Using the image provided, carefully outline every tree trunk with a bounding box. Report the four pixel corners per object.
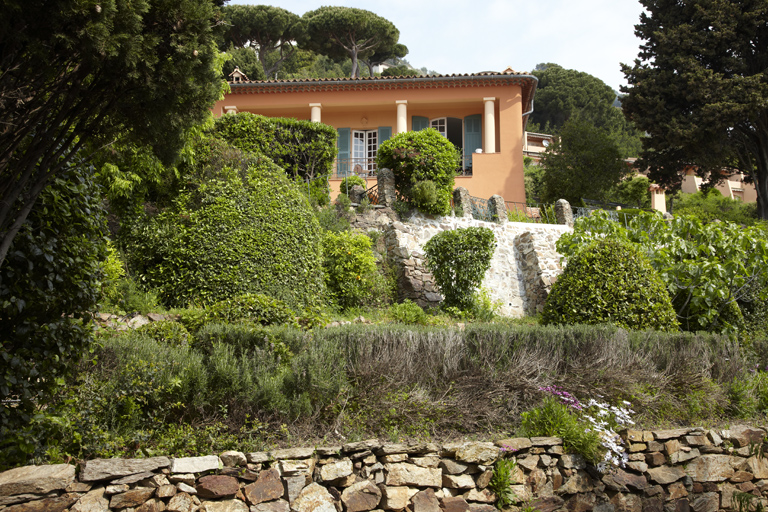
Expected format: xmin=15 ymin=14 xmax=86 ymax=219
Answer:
xmin=350 ymin=49 xmax=359 ymax=78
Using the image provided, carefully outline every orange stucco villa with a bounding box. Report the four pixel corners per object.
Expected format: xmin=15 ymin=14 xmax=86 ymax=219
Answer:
xmin=213 ymin=67 xmax=538 ymax=203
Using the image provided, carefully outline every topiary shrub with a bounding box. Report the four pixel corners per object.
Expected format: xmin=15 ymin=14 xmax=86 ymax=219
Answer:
xmin=322 ymin=230 xmax=388 ymax=310
xmin=376 ymin=129 xmax=459 ymax=216
xmin=541 ymin=237 xmax=679 ymax=331
xmin=424 ymin=227 xmax=496 ymax=310
xmin=124 ymin=139 xmax=325 ymax=309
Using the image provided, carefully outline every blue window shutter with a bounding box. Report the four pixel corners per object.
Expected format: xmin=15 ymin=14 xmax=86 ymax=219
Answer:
xmin=463 ymin=114 xmax=482 ymax=169
xmin=412 ymin=116 xmax=429 ymax=131
xmin=378 ymin=126 xmax=392 ymax=144
xmin=337 ymin=127 xmax=350 ymax=177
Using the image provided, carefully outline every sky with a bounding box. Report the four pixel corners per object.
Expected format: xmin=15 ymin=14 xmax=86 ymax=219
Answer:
xmin=230 ymin=0 xmax=647 ymax=92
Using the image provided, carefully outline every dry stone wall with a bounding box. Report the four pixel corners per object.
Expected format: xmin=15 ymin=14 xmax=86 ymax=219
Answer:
xmin=3 ymin=426 xmax=768 ymax=512
xmin=383 ymin=213 xmax=571 ymax=317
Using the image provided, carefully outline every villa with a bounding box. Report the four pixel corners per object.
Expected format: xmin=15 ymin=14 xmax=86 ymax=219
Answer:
xmin=213 ymin=67 xmax=538 ymax=203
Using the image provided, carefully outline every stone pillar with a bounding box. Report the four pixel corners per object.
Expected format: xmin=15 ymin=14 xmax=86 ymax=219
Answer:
xmin=396 ymin=100 xmax=408 ymax=134
xmin=488 ymin=195 xmax=507 ymax=223
xmin=555 ymin=199 xmax=573 ymax=227
xmin=377 ymin=168 xmax=397 ymax=207
xmin=453 ymin=187 xmax=472 ymax=218
xmin=224 ymin=106 xmax=238 ymax=114
xmin=349 ymin=185 xmax=366 ymax=204
xmin=649 ymin=184 xmax=667 ymax=213
xmin=310 ymin=103 xmax=322 ymax=123
xmin=483 ymin=97 xmax=496 ymax=153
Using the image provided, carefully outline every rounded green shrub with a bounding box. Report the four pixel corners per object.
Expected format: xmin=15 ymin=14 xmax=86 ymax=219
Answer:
xmin=541 ymin=237 xmax=679 ymax=331
xmin=410 ymin=180 xmax=444 ymax=215
xmin=424 ymin=227 xmax=496 ymax=311
xmin=322 ymin=230 xmax=387 ymax=310
xmin=376 ymin=129 xmax=459 ymax=215
xmin=124 ymin=139 xmax=325 ymax=309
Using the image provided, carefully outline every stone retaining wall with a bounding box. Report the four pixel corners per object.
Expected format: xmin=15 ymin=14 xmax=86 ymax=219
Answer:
xmin=3 ymin=426 xmax=768 ymax=512
xmin=383 ymin=214 xmax=570 ymax=317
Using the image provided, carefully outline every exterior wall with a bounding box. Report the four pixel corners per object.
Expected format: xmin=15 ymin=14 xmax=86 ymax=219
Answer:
xmin=4 ymin=425 xmax=768 ymax=512
xmin=214 ymin=82 xmax=527 ymax=203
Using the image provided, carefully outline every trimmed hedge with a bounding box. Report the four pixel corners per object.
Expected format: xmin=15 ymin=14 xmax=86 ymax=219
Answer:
xmin=541 ymin=237 xmax=679 ymax=331
xmin=125 ymin=140 xmax=325 ymax=309
xmin=213 ymin=113 xmax=337 ymax=201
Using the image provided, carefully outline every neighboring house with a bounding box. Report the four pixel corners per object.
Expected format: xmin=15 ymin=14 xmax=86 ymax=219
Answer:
xmin=522 ymin=131 xmax=553 ymax=163
xmin=214 ymin=67 xmax=538 ymax=203
xmin=680 ymin=167 xmax=757 ymax=203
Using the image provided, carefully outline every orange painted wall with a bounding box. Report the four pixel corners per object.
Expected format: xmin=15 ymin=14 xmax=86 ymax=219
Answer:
xmin=214 ymin=82 xmax=527 ymax=204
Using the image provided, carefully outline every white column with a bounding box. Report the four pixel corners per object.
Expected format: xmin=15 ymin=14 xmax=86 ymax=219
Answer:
xmin=396 ymin=100 xmax=408 ymax=133
xmin=224 ymin=106 xmax=238 ymax=115
xmin=310 ymin=103 xmax=322 ymax=123
xmin=483 ymin=97 xmax=496 ymax=153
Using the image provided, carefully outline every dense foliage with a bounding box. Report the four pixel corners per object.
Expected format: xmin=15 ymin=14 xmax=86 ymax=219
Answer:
xmin=377 ymin=129 xmax=459 ymax=215
xmin=0 ymin=0 xmax=223 ymax=269
xmin=622 ymin=0 xmax=768 ymax=219
xmin=558 ymin=211 xmax=768 ymax=333
xmin=322 ymin=231 xmax=388 ymax=310
xmin=542 ymin=237 xmax=679 ymax=331
xmin=0 ymin=166 xmax=107 ymax=458
xmin=123 ymin=139 xmax=325 ymax=309
xmin=540 ymin=119 xmax=631 ymax=205
xmin=303 ymin=6 xmax=401 ymax=78
xmin=529 ymin=63 xmax=642 ymax=158
xmin=221 ymin=5 xmax=303 ymax=78
xmin=671 ymin=189 xmax=758 ymax=226
xmin=424 ymin=227 xmax=496 ymax=310
xmin=213 ymin=113 xmax=337 ymax=201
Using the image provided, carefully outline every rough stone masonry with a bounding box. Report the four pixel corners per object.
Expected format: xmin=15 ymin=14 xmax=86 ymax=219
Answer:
xmin=2 ymin=425 xmax=768 ymax=512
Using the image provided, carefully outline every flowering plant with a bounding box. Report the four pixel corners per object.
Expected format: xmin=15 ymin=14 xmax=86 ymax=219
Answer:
xmin=528 ymin=386 xmax=635 ymax=473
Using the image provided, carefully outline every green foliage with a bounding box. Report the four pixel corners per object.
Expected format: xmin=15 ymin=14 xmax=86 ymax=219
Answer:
xmin=410 ymin=180 xmax=443 ymax=215
xmin=672 ymin=190 xmax=759 ymax=225
xmin=488 ymin=459 xmax=517 ymax=509
xmin=221 ymin=5 xmax=302 ymax=78
xmin=530 ymin=63 xmax=643 ymax=158
xmin=540 ymin=119 xmax=631 ymax=205
xmin=543 ymin=237 xmax=678 ymax=331
xmin=124 ymin=139 xmax=325 ymax=309
xmin=622 ymin=0 xmax=768 ymax=219
xmin=136 ymin=322 xmax=191 ymax=347
xmin=213 ymin=112 xmax=337 ymax=200
xmin=424 ymin=227 xmax=496 ymax=310
xmin=322 ymin=231 xmax=388 ymax=310
xmin=0 ymin=0 xmax=224 ymax=270
xmin=377 ymin=129 xmax=459 ymax=216
xmin=102 ymin=277 xmax=161 ymax=316
xmin=519 ymin=397 xmax=603 ymax=464
xmin=524 ymin=161 xmax=545 ymax=203
xmin=204 ymin=294 xmax=295 ymax=327
xmin=0 ymin=167 xmax=107 ymax=461
xmin=303 ymin=6 xmax=400 ymax=78
xmin=388 ymin=300 xmax=431 ymax=325
xmin=381 ymin=64 xmax=419 ymax=77
xmin=221 ymin=46 xmax=266 ymax=81
xmin=315 ymin=201 xmax=352 ymax=233
xmin=607 ymin=176 xmax=652 ymax=208
xmin=559 ymin=210 xmax=768 ymax=333
xmin=339 ymin=175 xmax=367 ymax=194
